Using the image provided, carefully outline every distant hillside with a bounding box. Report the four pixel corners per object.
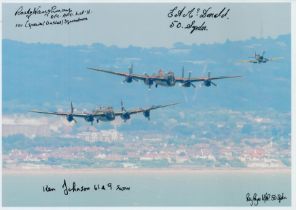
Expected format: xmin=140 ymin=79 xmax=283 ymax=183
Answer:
xmin=3 ymin=34 xmax=290 ymax=113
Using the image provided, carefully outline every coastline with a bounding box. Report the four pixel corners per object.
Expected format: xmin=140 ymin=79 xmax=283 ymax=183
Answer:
xmin=2 ymin=167 xmax=291 ymax=175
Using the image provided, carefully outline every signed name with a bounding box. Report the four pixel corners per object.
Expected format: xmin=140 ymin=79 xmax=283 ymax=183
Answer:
xmin=14 ymin=5 xmax=91 ymax=29
xmin=43 ymin=179 xmax=131 ymax=196
xmin=246 ymin=192 xmax=287 ymax=206
xmin=167 ymin=6 xmax=230 ymax=34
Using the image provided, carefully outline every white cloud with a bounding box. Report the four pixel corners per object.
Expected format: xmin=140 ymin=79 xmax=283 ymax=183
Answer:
xmin=2 ymin=115 xmax=73 ymax=138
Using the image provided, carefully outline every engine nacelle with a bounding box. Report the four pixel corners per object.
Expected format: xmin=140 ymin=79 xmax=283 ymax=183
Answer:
xmin=84 ymin=115 xmax=94 ymax=122
xmin=143 ymin=110 xmax=150 ymax=119
xmin=204 ymin=80 xmax=211 ymax=87
xmin=144 ymin=78 xmax=153 ymax=86
xmin=121 ymin=112 xmax=131 ymax=121
xmin=166 ymin=75 xmax=176 ymax=86
xmin=66 ymin=115 xmax=74 ymax=122
xmin=125 ymin=76 xmax=133 ymax=83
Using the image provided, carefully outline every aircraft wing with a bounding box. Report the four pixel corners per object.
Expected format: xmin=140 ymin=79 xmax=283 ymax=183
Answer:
xmin=114 ymin=103 xmax=178 ymax=116
xmin=239 ymin=59 xmax=257 ymax=63
xmin=175 ymin=77 xmax=205 ymax=83
xmin=30 ymin=110 xmax=69 ymax=116
xmin=204 ymin=75 xmax=241 ymax=81
xmin=145 ymin=103 xmax=179 ymax=111
xmin=175 ymin=75 xmax=241 ymax=83
xmin=88 ymin=67 xmax=158 ymax=81
xmin=30 ymin=110 xmax=105 ymax=118
xmin=269 ymin=57 xmax=283 ymax=61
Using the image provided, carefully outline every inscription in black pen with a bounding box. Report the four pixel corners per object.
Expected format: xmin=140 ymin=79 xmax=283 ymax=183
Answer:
xmin=42 ymin=179 xmax=131 ymax=195
xmin=168 ymin=6 xmax=230 ymax=34
xmin=14 ymin=5 xmax=91 ymax=29
xmin=62 ymin=179 xmax=90 ymax=195
xmin=43 ymin=184 xmax=56 ymax=192
xmin=246 ymin=192 xmax=287 ymax=206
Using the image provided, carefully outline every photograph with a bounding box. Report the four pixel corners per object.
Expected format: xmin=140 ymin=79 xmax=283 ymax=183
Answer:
xmin=1 ymin=0 xmax=292 ymax=207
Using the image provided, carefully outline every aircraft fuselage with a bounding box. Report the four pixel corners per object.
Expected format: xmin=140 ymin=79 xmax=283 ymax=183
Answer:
xmin=153 ymin=72 xmax=176 ymax=87
xmin=96 ymin=111 xmax=116 ymax=122
xmin=255 ymin=55 xmax=268 ymax=63
xmin=94 ymin=108 xmax=115 ymax=122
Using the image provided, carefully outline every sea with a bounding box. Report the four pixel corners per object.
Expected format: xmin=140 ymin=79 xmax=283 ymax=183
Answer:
xmin=2 ymin=169 xmax=291 ymax=207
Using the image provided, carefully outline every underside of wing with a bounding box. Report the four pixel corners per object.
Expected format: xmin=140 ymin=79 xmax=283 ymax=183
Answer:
xmin=269 ymin=57 xmax=283 ymax=61
xmin=147 ymin=103 xmax=179 ymax=111
xmin=116 ymin=103 xmax=178 ymax=116
xmin=133 ymin=75 xmax=168 ymax=82
xmin=240 ymin=59 xmax=257 ymax=63
xmin=88 ymin=67 xmax=130 ymax=77
xmin=121 ymin=108 xmax=144 ymax=115
xmin=88 ymin=67 xmax=153 ymax=81
xmin=175 ymin=77 xmax=206 ymax=83
xmin=30 ymin=110 xmax=68 ymax=116
xmin=114 ymin=111 xmax=124 ymax=116
xmin=208 ymin=75 xmax=242 ymax=81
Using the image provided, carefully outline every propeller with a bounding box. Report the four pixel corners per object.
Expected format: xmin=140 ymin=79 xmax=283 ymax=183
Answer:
xmin=208 ymin=72 xmax=217 ymax=86
xmin=202 ymin=72 xmax=217 ymax=87
xmin=188 ymin=72 xmax=196 ymax=88
xmin=121 ymin=99 xmax=126 ymax=112
xmin=67 ymin=102 xmax=77 ymax=123
xmin=249 ymin=51 xmax=256 ymax=58
xmin=123 ymin=64 xmax=137 ymax=83
xmin=144 ymin=73 xmax=153 ymax=89
xmin=70 ymin=101 xmax=74 ymax=114
xmin=128 ymin=63 xmax=133 ymax=74
xmin=120 ymin=100 xmax=130 ymax=122
xmin=211 ymin=81 xmax=217 ymax=86
xmin=182 ymin=71 xmax=196 ymax=88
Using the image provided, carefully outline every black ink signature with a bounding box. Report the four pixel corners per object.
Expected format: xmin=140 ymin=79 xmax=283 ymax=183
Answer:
xmin=168 ymin=6 xmax=230 ymax=35
xmin=246 ymin=192 xmax=287 ymax=206
xmin=14 ymin=5 xmax=91 ymax=29
xmin=42 ymin=179 xmax=131 ymax=195
xmin=62 ymin=179 xmax=91 ymax=195
xmin=15 ymin=6 xmax=73 ymax=20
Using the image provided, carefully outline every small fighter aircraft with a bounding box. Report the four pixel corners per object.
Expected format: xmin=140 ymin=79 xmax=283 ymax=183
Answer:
xmin=240 ymin=51 xmax=283 ymax=64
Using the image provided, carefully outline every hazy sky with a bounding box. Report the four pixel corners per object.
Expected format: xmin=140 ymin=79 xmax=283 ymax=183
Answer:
xmin=3 ymin=3 xmax=291 ymax=47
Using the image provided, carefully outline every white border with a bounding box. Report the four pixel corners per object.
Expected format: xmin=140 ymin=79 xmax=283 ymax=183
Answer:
xmin=0 ymin=0 xmax=294 ymax=210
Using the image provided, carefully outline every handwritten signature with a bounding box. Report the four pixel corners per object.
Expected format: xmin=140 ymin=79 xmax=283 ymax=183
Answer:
xmin=167 ymin=6 xmax=230 ymax=34
xmin=246 ymin=192 xmax=287 ymax=206
xmin=14 ymin=5 xmax=91 ymax=29
xmin=15 ymin=6 xmax=73 ymax=20
xmin=43 ymin=179 xmax=131 ymax=195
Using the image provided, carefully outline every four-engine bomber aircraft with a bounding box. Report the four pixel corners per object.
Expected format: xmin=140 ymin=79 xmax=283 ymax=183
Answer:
xmin=88 ymin=65 xmax=241 ymax=89
xmin=30 ymin=101 xmax=178 ymax=125
xmin=240 ymin=51 xmax=283 ymax=64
